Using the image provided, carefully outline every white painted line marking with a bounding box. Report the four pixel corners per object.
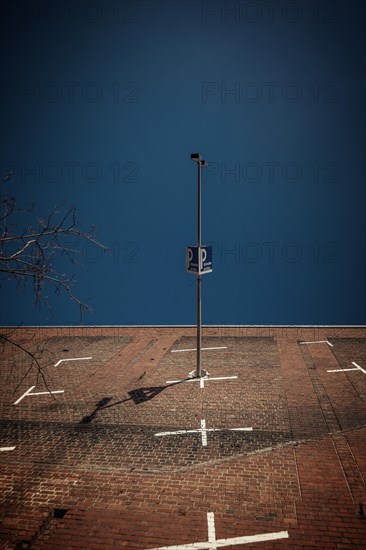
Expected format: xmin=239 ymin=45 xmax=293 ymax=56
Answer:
xmin=327 ymin=368 xmax=359 ymax=373
xmin=171 ymin=347 xmax=227 ymax=353
xmin=13 ymin=386 xmax=64 ymax=405
xmin=13 ymin=386 xmax=36 ymax=405
xmin=155 ymin=420 xmax=253 ymax=447
xmin=299 ymin=340 xmax=333 ymax=346
xmin=54 ymin=356 xmax=92 ymax=366
xmin=328 ymin=362 xmax=366 ymax=375
xmin=166 ymin=377 xmax=200 ymax=385
xmin=0 ymin=446 xmax=16 ymax=452
xmin=207 ymin=512 xmax=216 ymax=547
xmin=205 ymin=376 xmax=237 ymax=382
xmin=352 ymin=361 xmax=366 ymax=374
xmin=145 ymin=512 xmax=289 ymax=549
xmin=201 ymin=419 xmax=208 ymax=446
xmin=31 ymin=391 xmax=65 ymax=396
xmin=166 ymin=375 xmax=238 ymax=389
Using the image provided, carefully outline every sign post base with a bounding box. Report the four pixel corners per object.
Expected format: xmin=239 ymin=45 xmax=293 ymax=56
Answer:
xmin=189 ymin=369 xmax=209 ymax=379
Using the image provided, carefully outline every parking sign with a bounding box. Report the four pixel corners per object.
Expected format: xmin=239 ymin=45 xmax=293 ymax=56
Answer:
xmin=186 ymin=246 xmax=212 ymax=274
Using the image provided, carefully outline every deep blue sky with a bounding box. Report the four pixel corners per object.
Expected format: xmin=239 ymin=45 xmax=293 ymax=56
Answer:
xmin=0 ymin=0 xmax=365 ymax=326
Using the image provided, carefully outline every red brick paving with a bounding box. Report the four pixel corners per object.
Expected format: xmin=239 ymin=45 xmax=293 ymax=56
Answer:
xmin=0 ymin=326 xmax=365 ymax=549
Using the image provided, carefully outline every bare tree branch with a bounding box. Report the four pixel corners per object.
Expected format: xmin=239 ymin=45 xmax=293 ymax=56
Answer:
xmin=0 ymin=332 xmax=55 ymax=397
xmin=1 ymin=171 xmax=108 ymax=386
xmin=1 ymin=180 xmax=108 ymax=317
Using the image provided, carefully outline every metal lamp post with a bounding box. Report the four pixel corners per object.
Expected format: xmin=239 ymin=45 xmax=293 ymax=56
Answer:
xmin=190 ymin=153 xmax=208 ymax=378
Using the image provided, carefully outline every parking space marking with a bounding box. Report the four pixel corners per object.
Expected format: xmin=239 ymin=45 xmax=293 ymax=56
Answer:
xmin=328 ymin=361 xmax=366 ymax=375
xmin=171 ymin=347 xmax=227 ymax=353
xmin=13 ymin=386 xmax=36 ymax=404
xmin=352 ymin=361 xmax=366 ymax=374
xmin=54 ymin=356 xmax=92 ymax=366
xmin=0 ymin=446 xmax=16 ymax=452
xmin=299 ymin=340 xmax=333 ymax=347
xmin=207 ymin=511 xmax=216 ymax=547
xmin=13 ymin=386 xmax=65 ymax=405
xmin=166 ymin=375 xmax=238 ymax=389
xmin=145 ymin=512 xmax=289 ymax=549
xmin=201 ymin=419 xmax=208 ymax=446
xmin=155 ymin=420 xmax=253 ymax=447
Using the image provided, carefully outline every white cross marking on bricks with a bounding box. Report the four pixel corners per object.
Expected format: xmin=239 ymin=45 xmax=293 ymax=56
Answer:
xmin=328 ymin=361 xmax=366 ymax=375
xmin=144 ymin=512 xmax=289 ymax=549
xmin=154 ymin=420 xmax=252 ymax=447
xmin=166 ymin=375 xmax=238 ymax=389
xmin=54 ymin=356 xmax=92 ymax=366
xmin=13 ymin=386 xmax=65 ymax=405
xmin=299 ymin=340 xmax=333 ymax=346
xmin=171 ymin=346 xmax=227 ymax=353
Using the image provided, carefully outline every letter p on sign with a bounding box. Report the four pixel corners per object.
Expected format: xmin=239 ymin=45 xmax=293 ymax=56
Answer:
xmin=186 ymin=246 xmax=212 ymax=274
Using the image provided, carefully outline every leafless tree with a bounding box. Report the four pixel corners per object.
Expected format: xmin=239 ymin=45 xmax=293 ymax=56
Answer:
xmin=0 ymin=172 xmax=108 ymax=390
